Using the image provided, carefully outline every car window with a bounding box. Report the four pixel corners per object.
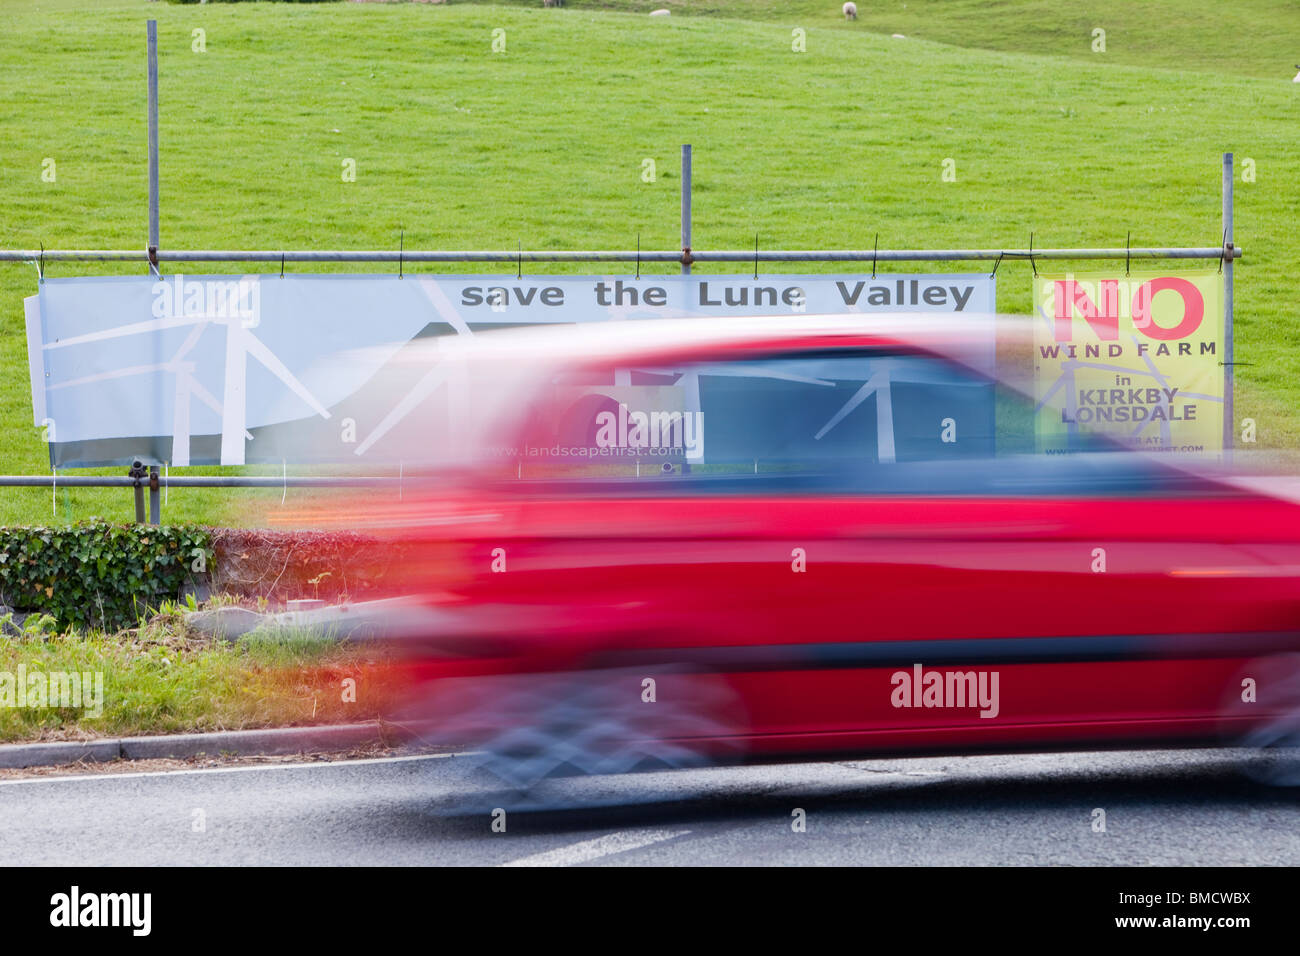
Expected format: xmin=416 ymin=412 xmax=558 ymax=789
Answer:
xmin=503 ymin=348 xmax=1216 ymax=498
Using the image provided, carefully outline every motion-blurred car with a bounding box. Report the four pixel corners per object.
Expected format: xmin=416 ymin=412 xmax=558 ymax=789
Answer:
xmin=305 ymin=314 xmax=1300 ymax=788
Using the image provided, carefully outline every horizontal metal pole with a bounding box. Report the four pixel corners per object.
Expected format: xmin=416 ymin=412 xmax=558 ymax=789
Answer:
xmin=0 ymin=246 xmax=1242 ymax=264
xmin=2 ymin=476 xmax=400 ymax=488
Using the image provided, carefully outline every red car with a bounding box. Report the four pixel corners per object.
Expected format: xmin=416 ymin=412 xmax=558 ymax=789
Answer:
xmin=314 ymin=314 xmax=1300 ymax=788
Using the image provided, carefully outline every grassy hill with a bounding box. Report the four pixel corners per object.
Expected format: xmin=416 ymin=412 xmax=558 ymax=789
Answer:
xmin=477 ymin=0 xmax=1300 ymax=80
xmin=0 ymin=0 xmax=1296 ymax=525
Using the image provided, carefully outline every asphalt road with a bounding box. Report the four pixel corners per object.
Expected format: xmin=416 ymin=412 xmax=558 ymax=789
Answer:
xmin=2 ymin=749 xmax=1297 ymax=866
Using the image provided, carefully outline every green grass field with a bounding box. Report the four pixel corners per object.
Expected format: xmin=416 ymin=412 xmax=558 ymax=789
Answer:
xmin=0 ymin=0 xmax=1297 ymax=527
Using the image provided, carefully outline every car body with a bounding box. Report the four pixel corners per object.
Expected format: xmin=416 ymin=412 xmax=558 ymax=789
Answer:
xmin=306 ymin=314 xmax=1300 ymax=786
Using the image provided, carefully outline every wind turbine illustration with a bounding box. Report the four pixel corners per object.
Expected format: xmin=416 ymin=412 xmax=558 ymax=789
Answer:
xmin=354 ymin=277 xmax=474 ymax=457
xmin=814 ymin=367 xmax=897 ymax=461
xmin=44 ymin=289 xmax=330 ymax=466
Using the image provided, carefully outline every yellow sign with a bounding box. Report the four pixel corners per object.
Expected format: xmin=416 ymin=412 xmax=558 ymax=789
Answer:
xmin=1033 ymin=271 xmax=1225 ymax=454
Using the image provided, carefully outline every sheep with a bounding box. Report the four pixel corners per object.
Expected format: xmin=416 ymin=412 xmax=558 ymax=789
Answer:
xmin=843 ymin=2 xmax=857 ymax=20
xmin=1294 ymin=64 xmax=1300 ymax=82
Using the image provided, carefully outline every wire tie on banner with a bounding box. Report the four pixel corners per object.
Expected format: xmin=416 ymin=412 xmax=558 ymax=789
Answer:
xmin=636 ymin=233 xmax=641 ymax=280
xmin=754 ymin=234 xmax=759 ymax=280
xmin=398 ymin=230 xmax=404 ymax=279
xmin=1219 ymin=228 xmax=1228 ymax=274
xmin=37 ymin=242 xmax=45 ymax=283
xmin=280 ymin=253 xmax=285 ymax=279
xmin=517 ymin=241 xmax=522 ymax=280
xmin=1126 ymin=231 xmax=1132 ymax=276
xmin=990 ymin=252 xmax=1005 ymax=278
xmin=871 ymin=233 xmax=878 ymax=279
xmin=1029 ymin=232 xmax=1038 ymax=277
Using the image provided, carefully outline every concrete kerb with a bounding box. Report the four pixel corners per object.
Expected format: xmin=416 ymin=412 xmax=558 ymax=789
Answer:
xmin=0 ymin=720 xmax=434 ymax=770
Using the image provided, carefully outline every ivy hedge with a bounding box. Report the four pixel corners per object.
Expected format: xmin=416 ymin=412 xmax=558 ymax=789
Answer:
xmin=0 ymin=523 xmax=213 ymax=633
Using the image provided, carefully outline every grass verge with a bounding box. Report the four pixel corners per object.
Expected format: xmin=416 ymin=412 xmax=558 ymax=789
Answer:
xmin=0 ymin=606 xmax=405 ymax=744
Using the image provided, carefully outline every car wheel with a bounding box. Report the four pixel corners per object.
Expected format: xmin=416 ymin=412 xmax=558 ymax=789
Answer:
xmin=1221 ymin=652 xmax=1300 ymax=786
xmin=423 ymin=666 xmax=745 ymax=792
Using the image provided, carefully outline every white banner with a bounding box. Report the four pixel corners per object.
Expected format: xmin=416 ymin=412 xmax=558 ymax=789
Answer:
xmin=28 ymin=273 xmax=996 ymax=467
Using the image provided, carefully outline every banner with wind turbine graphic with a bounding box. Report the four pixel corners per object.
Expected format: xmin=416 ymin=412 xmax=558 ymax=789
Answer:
xmin=26 ymin=273 xmax=995 ymax=468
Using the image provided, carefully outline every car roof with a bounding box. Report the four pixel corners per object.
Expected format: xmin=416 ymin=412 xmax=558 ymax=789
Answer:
xmin=379 ymin=311 xmax=1029 ymax=372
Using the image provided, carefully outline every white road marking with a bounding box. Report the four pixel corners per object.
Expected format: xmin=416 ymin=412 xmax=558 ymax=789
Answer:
xmin=0 ymin=751 xmax=467 ymax=787
xmin=500 ymin=828 xmax=691 ymax=867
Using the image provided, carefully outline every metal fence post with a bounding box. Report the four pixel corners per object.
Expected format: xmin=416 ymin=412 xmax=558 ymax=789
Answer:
xmin=149 ymin=465 xmax=161 ymax=525
xmin=1222 ymin=152 xmax=1234 ymax=458
xmin=146 ymin=19 xmax=159 ymax=277
xmin=147 ymin=21 xmax=159 ymax=276
xmin=138 ymin=22 xmax=162 ymax=523
xmin=680 ymin=144 xmax=692 ymax=275
xmin=680 ymin=145 xmax=693 ymax=474
xmin=128 ymin=461 xmax=147 ymax=524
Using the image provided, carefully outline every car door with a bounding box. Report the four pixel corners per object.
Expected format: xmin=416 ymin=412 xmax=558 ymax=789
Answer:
xmin=464 ymin=345 xmax=1300 ymax=758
